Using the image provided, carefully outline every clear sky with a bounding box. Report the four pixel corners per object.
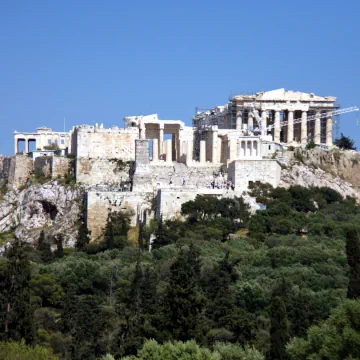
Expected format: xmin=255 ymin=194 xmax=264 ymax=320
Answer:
xmin=1 ymin=0 xmax=359 ymax=155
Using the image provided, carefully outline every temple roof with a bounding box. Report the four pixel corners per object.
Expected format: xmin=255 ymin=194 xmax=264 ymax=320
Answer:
xmin=234 ymin=88 xmax=336 ymax=102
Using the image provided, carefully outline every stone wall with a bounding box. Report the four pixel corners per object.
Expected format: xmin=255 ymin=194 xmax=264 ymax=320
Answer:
xmin=0 ymin=156 xmax=13 ymax=184
xmin=8 ymin=155 xmax=33 ymax=189
xmin=52 ymin=157 xmax=71 ymax=180
xmin=34 ymin=157 xmax=52 ymax=177
xmin=132 ymin=162 xmax=223 ymax=191
xmin=74 ymin=126 xmax=139 ymax=160
xmin=76 ymin=158 xmax=131 ymax=186
xmin=228 ymin=159 xmax=281 ymax=192
xmin=157 ymin=188 xmax=224 ymax=220
xmin=86 ymin=190 xmax=153 ymax=240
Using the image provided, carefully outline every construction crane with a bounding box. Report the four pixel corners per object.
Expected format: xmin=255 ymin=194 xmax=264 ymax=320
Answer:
xmin=249 ymin=106 xmax=359 ymax=134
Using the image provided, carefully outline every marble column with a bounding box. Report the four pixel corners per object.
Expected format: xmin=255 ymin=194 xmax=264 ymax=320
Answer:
xmin=25 ymin=138 xmax=29 ymax=153
xmin=212 ymin=128 xmax=218 ymax=163
xmin=186 ymin=139 xmax=192 ymax=164
xmin=287 ymin=111 xmax=294 ymax=144
xmin=253 ymin=141 xmax=257 ymax=157
xmin=301 ymin=111 xmax=308 ymax=145
xmin=159 ymin=125 xmax=164 ymax=156
xmin=152 ymin=138 xmax=158 ymax=162
xmin=315 ymin=111 xmax=321 ymax=144
xmin=248 ymin=112 xmax=254 ymax=131
xmin=261 ymin=111 xmax=267 ymax=136
xmin=140 ymin=123 xmax=146 ymax=140
xmin=14 ymin=138 xmax=18 ymax=154
xmin=200 ymin=140 xmax=206 ymax=163
xmin=217 ymin=137 xmax=222 ymax=163
xmin=274 ymin=111 xmax=280 ymax=143
xmin=166 ymin=139 xmax=172 ymax=163
xmin=326 ymin=116 xmax=333 ymax=146
xmin=236 ymin=111 xmax=242 ymax=130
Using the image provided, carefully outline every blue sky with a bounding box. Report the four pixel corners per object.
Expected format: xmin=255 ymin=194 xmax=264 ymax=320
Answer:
xmin=1 ymin=0 xmax=359 ymax=155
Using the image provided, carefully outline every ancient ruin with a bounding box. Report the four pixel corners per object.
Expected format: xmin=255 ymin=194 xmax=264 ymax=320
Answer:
xmin=10 ymin=88 xmax=357 ymax=240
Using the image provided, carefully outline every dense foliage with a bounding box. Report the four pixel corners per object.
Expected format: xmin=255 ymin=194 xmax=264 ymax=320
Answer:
xmin=1 ymin=185 xmax=360 ymax=359
xmin=334 ymin=133 xmax=356 ymax=150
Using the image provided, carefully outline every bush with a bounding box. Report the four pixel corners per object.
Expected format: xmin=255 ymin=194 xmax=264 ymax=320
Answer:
xmin=0 ymin=340 xmax=58 ymax=360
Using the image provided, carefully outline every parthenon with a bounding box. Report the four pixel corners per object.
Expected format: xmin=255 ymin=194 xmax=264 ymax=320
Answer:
xmin=193 ymin=88 xmax=338 ymax=146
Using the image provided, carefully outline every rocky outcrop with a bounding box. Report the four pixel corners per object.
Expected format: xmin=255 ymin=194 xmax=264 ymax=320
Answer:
xmin=278 ymin=148 xmax=360 ymax=201
xmin=0 ymin=182 xmax=84 ymax=249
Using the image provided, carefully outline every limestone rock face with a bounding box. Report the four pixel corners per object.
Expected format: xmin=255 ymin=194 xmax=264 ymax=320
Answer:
xmin=0 ymin=182 xmax=84 ymax=249
xmin=278 ymin=149 xmax=360 ymax=201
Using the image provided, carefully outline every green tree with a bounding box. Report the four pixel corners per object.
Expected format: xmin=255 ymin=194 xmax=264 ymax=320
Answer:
xmin=30 ymin=273 xmax=64 ymax=308
xmin=4 ymin=239 xmax=34 ymax=343
xmin=103 ymin=211 xmax=131 ymax=250
xmin=344 ymin=225 xmax=360 ymax=299
xmin=120 ymin=339 xmax=220 ymax=360
xmin=0 ymin=340 xmax=58 ymax=360
xmin=37 ymin=231 xmax=53 ymax=264
xmin=76 ymin=221 xmax=91 ymax=250
xmin=287 ymin=300 xmax=360 ymax=360
xmin=269 ymin=296 xmax=289 ymax=360
xmin=161 ymin=249 xmax=205 ymax=342
xmin=334 ymin=133 xmax=356 ymax=150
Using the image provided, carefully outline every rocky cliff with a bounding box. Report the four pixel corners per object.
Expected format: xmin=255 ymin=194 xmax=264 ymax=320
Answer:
xmin=277 ymin=148 xmax=360 ymax=200
xmin=0 ymin=182 xmax=84 ymax=250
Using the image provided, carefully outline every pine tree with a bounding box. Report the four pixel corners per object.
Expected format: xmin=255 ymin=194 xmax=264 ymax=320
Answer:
xmin=345 ymin=226 xmax=360 ymax=299
xmin=269 ymin=296 xmax=289 ymax=360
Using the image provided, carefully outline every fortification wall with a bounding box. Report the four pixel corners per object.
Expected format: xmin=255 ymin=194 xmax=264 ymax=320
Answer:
xmin=133 ymin=162 xmax=223 ymax=191
xmin=86 ymin=190 xmax=153 ymax=240
xmin=228 ymin=159 xmax=281 ymax=192
xmin=75 ymin=126 xmax=139 ymax=160
xmin=76 ymin=158 xmax=131 ymax=186
xmin=52 ymin=157 xmax=71 ymax=180
xmin=0 ymin=156 xmax=13 ymax=183
xmin=157 ymin=188 xmax=224 ymax=220
xmin=8 ymin=155 xmax=33 ymax=189
xmin=34 ymin=157 xmax=52 ymax=177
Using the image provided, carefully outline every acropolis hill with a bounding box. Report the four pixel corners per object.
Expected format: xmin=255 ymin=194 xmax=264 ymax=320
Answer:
xmin=1 ymin=88 xmax=359 ymax=246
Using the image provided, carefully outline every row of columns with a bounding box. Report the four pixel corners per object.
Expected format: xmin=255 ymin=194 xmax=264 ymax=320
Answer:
xmin=14 ymin=137 xmax=36 ymax=154
xmin=236 ymin=109 xmax=333 ymax=146
xmin=237 ymin=140 xmax=260 ymax=158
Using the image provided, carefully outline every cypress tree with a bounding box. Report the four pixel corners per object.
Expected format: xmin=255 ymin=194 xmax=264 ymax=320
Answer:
xmin=162 ymin=249 xmax=204 ymax=341
xmin=269 ymin=296 xmax=289 ymax=360
xmin=36 ymin=231 xmax=53 ymax=263
xmin=345 ymin=226 xmax=360 ymax=299
xmin=76 ymin=221 xmax=90 ymax=250
xmin=4 ymin=239 xmax=34 ymax=343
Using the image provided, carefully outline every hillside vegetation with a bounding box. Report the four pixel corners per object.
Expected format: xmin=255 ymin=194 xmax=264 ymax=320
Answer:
xmin=1 ymin=184 xmax=360 ymax=359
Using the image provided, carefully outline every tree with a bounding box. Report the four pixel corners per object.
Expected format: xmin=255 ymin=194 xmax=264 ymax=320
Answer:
xmin=161 ymin=249 xmax=205 ymax=342
xmin=4 ymin=239 xmax=34 ymax=343
xmin=344 ymin=225 xmax=360 ymax=299
xmin=269 ymin=296 xmax=289 ymax=360
xmin=120 ymin=339 xmax=220 ymax=360
xmin=75 ymin=221 xmax=90 ymax=250
xmin=36 ymin=231 xmax=53 ymax=264
xmin=334 ymin=133 xmax=356 ymax=150
xmin=287 ymin=300 xmax=360 ymax=360
xmin=0 ymin=340 xmax=58 ymax=360
xmin=44 ymin=143 xmax=60 ymax=150
xmin=103 ymin=211 xmax=131 ymax=250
